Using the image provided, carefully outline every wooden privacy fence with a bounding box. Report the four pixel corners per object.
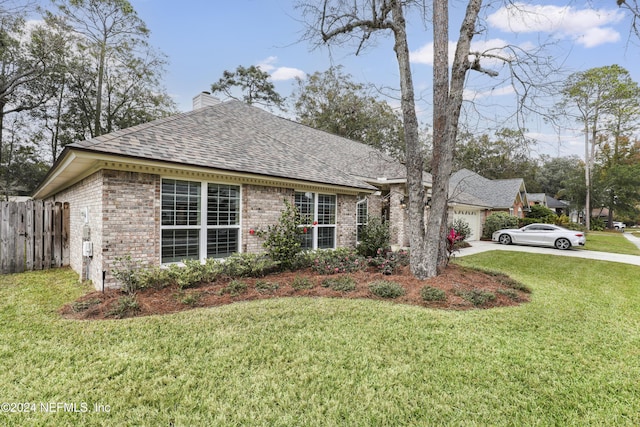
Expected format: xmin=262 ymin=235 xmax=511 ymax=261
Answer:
xmin=0 ymin=201 xmax=70 ymax=274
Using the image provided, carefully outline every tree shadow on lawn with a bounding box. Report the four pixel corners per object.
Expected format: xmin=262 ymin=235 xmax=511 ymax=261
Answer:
xmin=60 ymin=264 xmax=531 ymax=320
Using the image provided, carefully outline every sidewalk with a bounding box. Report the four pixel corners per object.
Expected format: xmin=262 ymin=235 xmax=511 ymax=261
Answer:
xmin=458 ymin=238 xmax=640 ymax=267
xmin=622 ymin=231 xmax=640 ymax=250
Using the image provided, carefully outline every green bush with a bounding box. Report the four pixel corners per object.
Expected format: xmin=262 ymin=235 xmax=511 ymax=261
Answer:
xmin=455 ymin=289 xmax=496 ymax=306
xmin=255 ymin=281 xmax=280 ymax=294
xmin=311 ymin=248 xmax=367 ymax=275
xmin=221 ymin=253 xmax=279 ymax=278
xmin=321 ymin=276 xmax=356 ymax=292
xmin=527 ymin=204 xmax=557 ymax=223
xmin=368 ymin=249 xmax=409 ymax=275
xmin=176 ymin=290 xmax=202 ymax=306
xmin=260 ymin=200 xmax=305 ymax=270
xmin=221 ymin=280 xmax=248 ymax=296
xmin=420 ymin=285 xmax=446 ymax=302
xmin=452 ymin=218 xmax=472 ymax=241
xmin=482 ymin=212 xmax=520 ymax=239
xmin=111 ymin=254 xmax=143 ymax=295
xmin=356 ymin=216 xmax=390 ymax=257
xmin=107 ymin=295 xmax=140 ymax=318
xmin=368 ymin=280 xmax=405 ymax=298
xmin=71 ymin=298 xmax=102 ymax=313
xmin=291 ymin=276 xmax=314 ymax=290
xmin=590 ymin=217 xmax=605 ymax=231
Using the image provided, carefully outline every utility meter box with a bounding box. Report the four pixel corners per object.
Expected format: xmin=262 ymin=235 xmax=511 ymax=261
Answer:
xmin=83 ymin=241 xmax=93 ymax=257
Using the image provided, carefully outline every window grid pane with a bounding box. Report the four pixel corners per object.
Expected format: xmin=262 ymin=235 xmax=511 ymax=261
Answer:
xmin=208 ymin=184 xmax=240 ymax=226
xmin=356 ymin=200 xmax=368 ymax=242
xmin=295 ymin=192 xmax=315 ymax=224
xmin=161 ymin=229 xmax=200 ymax=263
xmin=317 ymin=194 xmax=336 ymax=225
xmin=317 ymin=226 xmax=335 ymax=249
xmin=162 ymin=179 xmax=201 ymax=226
xmin=207 ymin=229 xmax=239 ymax=258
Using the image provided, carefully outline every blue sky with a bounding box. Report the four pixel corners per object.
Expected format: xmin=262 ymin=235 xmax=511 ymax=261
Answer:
xmin=131 ymin=1 xmax=638 ymax=158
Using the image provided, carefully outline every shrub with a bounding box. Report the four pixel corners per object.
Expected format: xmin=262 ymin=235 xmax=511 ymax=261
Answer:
xmin=255 ymin=281 xmax=280 ymax=293
xmin=452 ymin=218 xmax=472 ymax=241
xmin=138 ymin=266 xmax=174 ymax=290
xmin=222 ymin=280 xmax=248 ymax=296
xmin=527 ymin=204 xmax=558 ymax=223
xmin=368 ymin=249 xmax=409 ymax=275
xmin=356 ymin=216 xmax=390 ymax=257
xmin=590 ymin=217 xmax=605 ymax=231
xmin=260 ymin=200 xmax=305 ymax=270
xmin=291 ymin=276 xmax=314 ymax=290
xmin=311 ymin=248 xmax=366 ymax=275
xmin=482 ymin=212 xmax=520 ymax=239
xmin=497 ymin=289 xmax=522 ymax=301
xmin=369 ymin=280 xmax=405 ymax=298
xmin=71 ymin=298 xmax=102 ymax=313
xmin=455 ymin=289 xmax=496 ymax=306
xmin=420 ymin=286 xmax=446 ymax=302
xmin=107 ymin=295 xmax=140 ymax=318
xmin=321 ymin=276 xmax=356 ymax=292
xmin=221 ymin=253 xmax=279 ymax=278
xmin=176 ymin=290 xmax=202 ymax=306
xmin=111 ymin=254 xmax=143 ymax=295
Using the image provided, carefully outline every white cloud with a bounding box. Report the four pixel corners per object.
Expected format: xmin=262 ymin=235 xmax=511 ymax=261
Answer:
xmin=257 ymin=56 xmax=305 ymax=81
xmin=486 ymin=3 xmax=624 ymax=48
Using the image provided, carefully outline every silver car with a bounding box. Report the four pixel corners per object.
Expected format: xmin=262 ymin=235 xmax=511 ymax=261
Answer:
xmin=492 ymin=223 xmax=586 ymax=250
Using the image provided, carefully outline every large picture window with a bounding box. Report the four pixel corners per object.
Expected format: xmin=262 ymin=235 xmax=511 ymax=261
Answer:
xmin=295 ymin=191 xmax=336 ymax=250
xmin=161 ymin=179 xmax=240 ymax=263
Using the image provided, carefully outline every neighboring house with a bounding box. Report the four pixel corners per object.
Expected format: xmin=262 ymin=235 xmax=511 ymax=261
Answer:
xmin=449 ymin=169 xmax=529 ymax=239
xmin=33 ymin=93 xmax=530 ymax=289
xmin=34 ymin=94 xmax=411 ymax=289
xmin=528 ymin=193 xmax=570 ymax=215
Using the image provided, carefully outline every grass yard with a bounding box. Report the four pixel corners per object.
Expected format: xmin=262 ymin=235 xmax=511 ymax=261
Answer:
xmin=583 ymin=231 xmax=640 ymax=255
xmin=1 ymin=254 xmax=640 ymax=426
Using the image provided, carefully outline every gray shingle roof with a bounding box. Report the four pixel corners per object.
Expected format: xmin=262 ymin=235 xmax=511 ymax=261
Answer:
xmin=69 ymin=100 xmax=409 ymax=191
xmin=450 ymin=169 xmax=526 ymax=208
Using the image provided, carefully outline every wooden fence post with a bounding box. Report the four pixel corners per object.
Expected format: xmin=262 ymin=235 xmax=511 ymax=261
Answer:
xmin=43 ymin=202 xmax=52 ymax=270
xmin=16 ymin=202 xmax=26 ymax=273
xmin=62 ymin=202 xmax=70 ymax=266
xmin=0 ymin=202 xmax=8 ymax=274
xmin=26 ymin=200 xmax=34 ymax=271
xmin=34 ymin=200 xmax=44 ymax=271
xmin=53 ymin=202 xmax=62 ymax=268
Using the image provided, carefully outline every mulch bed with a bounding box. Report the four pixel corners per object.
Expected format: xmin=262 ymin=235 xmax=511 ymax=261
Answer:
xmin=60 ymin=264 xmax=530 ymax=320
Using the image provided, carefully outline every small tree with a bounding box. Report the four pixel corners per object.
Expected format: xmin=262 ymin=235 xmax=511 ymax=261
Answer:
xmin=356 ymin=216 xmax=390 ymax=257
xmin=260 ymin=199 xmax=305 ymax=270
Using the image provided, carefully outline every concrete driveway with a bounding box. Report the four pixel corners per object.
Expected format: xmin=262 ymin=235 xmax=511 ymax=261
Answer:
xmin=458 ymin=233 xmax=640 ymax=267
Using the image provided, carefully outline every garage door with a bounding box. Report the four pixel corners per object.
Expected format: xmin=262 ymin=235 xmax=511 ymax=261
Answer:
xmin=452 ymin=209 xmax=482 ymax=241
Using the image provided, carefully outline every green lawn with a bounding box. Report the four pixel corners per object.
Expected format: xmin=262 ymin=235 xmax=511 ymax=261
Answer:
xmin=583 ymin=231 xmax=640 ymax=255
xmin=1 ymin=255 xmax=640 ymax=426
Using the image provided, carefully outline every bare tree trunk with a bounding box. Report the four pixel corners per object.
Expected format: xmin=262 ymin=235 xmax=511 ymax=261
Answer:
xmin=389 ymin=1 xmax=428 ymax=278
xmin=429 ymin=0 xmax=482 ymax=271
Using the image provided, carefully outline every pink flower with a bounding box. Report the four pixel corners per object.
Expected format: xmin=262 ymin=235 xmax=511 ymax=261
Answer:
xmin=303 ymin=227 xmax=308 ymax=233
xmin=313 ymin=221 xmax=318 ymax=226
xmin=249 ymin=229 xmax=255 ymax=235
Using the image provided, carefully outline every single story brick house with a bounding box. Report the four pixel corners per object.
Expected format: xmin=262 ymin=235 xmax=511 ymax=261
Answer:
xmin=34 ymin=94 xmax=416 ymax=288
xmin=34 ymin=93 xmax=528 ymax=289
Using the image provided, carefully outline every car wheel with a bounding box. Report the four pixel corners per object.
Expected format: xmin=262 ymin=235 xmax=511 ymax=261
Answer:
xmin=555 ymin=238 xmax=571 ymax=250
xmin=498 ymin=234 xmax=512 ymax=245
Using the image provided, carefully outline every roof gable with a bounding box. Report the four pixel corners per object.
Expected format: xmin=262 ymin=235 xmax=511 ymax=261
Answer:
xmin=450 ymin=169 xmax=527 ymax=209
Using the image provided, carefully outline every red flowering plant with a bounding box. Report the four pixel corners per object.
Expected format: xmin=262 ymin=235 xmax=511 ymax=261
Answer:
xmin=445 ymin=228 xmax=464 ymax=265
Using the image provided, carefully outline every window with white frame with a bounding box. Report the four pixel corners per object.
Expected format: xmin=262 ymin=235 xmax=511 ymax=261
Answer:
xmin=295 ymin=191 xmax=336 ymax=250
xmin=161 ymin=179 xmax=240 ymax=263
xmin=356 ymin=198 xmax=368 ymax=243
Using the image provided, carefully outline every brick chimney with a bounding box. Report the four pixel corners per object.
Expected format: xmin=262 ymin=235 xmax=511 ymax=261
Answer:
xmin=192 ymin=91 xmax=221 ymax=110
